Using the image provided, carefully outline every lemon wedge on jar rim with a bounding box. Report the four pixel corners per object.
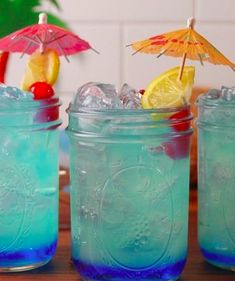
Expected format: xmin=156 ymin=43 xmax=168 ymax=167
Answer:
xmin=21 ymin=48 xmax=60 ymax=91
xmin=141 ymin=66 xmax=195 ymax=109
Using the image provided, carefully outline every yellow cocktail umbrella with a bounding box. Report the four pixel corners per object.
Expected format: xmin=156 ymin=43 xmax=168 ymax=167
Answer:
xmin=129 ymin=17 xmax=235 ymax=80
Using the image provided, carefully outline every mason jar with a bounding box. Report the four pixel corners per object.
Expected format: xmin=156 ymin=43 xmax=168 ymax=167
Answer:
xmin=0 ymin=96 xmax=61 ymax=272
xmin=67 ymin=104 xmax=193 ymax=281
xmin=197 ymin=88 xmax=235 ymax=270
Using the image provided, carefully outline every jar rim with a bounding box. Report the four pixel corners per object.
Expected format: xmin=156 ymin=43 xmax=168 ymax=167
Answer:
xmin=0 ymin=97 xmax=61 ymax=113
xmin=197 ymin=93 xmax=235 ymax=108
xmin=0 ymin=97 xmax=62 ymax=129
xmin=67 ymin=103 xmax=193 ymax=140
xmin=67 ymin=104 xmax=190 ymax=117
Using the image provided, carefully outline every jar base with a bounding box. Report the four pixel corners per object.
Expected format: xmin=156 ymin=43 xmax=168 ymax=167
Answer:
xmin=0 ymin=259 xmax=50 ymax=272
xmin=73 ymin=257 xmax=185 ymax=281
xmin=205 ymin=259 xmax=235 ymax=271
xmin=201 ymin=247 xmax=235 ymax=271
xmin=0 ymin=239 xmax=57 ymax=272
xmin=80 ymin=276 xmax=180 ymax=281
xmin=81 ymin=278 xmax=178 ymax=281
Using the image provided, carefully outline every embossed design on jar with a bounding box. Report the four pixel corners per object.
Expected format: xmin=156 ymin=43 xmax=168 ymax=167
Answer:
xmin=98 ymin=165 xmax=174 ymax=269
xmin=221 ymin=163 xmax=235 ymax=245
xmin=0 ymin=163 xmax=35 ymax=252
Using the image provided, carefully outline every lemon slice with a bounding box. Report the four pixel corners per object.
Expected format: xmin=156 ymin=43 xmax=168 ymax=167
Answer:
xmin=21 ymin=48 xmax=60 ymax=91
xmin=141 ymin=66 xmax=195 ymax=109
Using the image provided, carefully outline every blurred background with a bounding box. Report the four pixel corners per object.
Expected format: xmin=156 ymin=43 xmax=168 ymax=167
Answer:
xmin=3 ymin=0 xmax=235 ymax=128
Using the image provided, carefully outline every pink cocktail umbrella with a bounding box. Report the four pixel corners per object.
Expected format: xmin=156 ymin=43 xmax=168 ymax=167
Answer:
xmin=0 ymin=13 xmax=97 ymax=61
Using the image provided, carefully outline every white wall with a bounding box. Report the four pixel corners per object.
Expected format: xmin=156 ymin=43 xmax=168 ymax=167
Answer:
xmin=6 ymin=0 xmax=235 ymax=127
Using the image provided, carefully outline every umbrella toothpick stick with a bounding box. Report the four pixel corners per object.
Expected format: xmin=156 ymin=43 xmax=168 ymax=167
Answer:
xmin=178 ymin=17 xmax=195 ymax=81
xmin=39 ymin=13 xmax=48 ymax=53
xmin=39 ymin=12 xmax=47 ymax=24
xmin=178 ymin=53 xmax=187 ymax=81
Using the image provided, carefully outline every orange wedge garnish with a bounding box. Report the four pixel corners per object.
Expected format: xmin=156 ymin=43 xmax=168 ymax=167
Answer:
xmin=21 ymin=48 xmax=60 ymax=91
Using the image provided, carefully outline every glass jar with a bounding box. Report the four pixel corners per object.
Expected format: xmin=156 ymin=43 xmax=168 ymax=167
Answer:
xmin=67 ymin=105 xmax=193 ymax=281
xmin=197 ymin=89 xmax=235 ymax=270
xmin=0 ymin=97 xmax=61 ymax=272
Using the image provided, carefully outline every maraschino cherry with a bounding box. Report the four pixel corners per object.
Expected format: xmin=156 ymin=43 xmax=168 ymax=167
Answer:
xmin=30 ymin=82 xmax=54 ymax=100
xmin=30 ymin=82 xmax=58 ymax=123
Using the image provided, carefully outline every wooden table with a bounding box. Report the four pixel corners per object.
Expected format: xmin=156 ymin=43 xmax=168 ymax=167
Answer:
xmin=1 ymin=191 xmax=235 ymax=281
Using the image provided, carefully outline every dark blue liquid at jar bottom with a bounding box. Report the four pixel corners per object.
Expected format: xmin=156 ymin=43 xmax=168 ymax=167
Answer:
xmin=0 ymin=240 xmax=57 ymax=267
xmin=73 ymin=258 xmax=186 ymax=281
xmin=201 ymin=247 xmax=235 ymax=268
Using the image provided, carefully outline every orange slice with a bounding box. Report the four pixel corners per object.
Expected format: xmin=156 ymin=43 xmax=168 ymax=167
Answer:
xmin=21 ymin=48 xmax=60 ymax=91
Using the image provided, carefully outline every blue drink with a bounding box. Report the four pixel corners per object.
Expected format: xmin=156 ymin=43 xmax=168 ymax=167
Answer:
xmin=67 ymin=99 xmax=192 ymax=280
xmin=197 ymin=87 xmax=235 ymax=270
xmin=0 ymin=85 xmax=61 ymax=271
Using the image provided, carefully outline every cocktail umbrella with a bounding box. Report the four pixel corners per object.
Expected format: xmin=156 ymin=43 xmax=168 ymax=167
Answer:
xmin=0 ymin=13 xmax=97 ymax=61
xmin=129 ymin=17 xmax=235 ymax=80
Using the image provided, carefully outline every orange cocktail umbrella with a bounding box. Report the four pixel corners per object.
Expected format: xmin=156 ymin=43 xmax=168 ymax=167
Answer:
xmin=129 ymin=17 xmax=235 ymax=80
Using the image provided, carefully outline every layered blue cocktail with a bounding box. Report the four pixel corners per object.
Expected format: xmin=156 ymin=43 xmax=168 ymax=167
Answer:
xmin=0 ymin=84 xmax=61 ymax=271
xmin=198 ymin=87 xmax=235 ymax=270
xmin=67 ymin=81 xmax=193 ymax=281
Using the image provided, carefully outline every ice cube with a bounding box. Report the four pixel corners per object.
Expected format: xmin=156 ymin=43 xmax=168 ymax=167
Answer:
xmin=119 ymin=83 xmax=141 ymax=109
xmin=0 ymin=84 xmax=33 ymax=102
xmin=0 ymin=85 xmax=34 ymax=126
xmin=205 ymin=88 xmax=221 ymax=100
xmin=71 ymin=82 xmax=122 ymax=110
xmin=221 ymin=86 xmax=235 ymax=101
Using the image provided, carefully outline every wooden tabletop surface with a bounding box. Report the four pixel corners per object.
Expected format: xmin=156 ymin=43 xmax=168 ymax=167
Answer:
xmin=1 ymin=190 xmax=235 ymax=281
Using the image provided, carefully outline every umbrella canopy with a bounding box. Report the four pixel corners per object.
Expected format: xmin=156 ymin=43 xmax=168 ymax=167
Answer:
xmin=129 ymin=18 xmax=235 ymax=79
xmin=0 ymin=13 xmax=95 ymax=60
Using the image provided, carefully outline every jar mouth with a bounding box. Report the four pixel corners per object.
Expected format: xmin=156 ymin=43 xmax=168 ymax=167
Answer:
xmin=197 ymin=93 xmax=235 ymax=108
xmin=68 ymin=104 xmax=190 ymax=117
xmin=0 ymin=97 xmax=62 ymax=128
xmin=67 ymin=104 xmax=193 ymax=140
xmin=197 ymin=93 xmax=235 ymax=128
xmin=0 ymin=97 xmax=61 ymax=112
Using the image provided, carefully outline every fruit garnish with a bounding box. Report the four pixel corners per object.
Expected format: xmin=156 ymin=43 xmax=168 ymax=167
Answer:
xmin=141 ymin=66 xmax=195 ymax=109
xmin=139 ymin=89 xmax=145 ymax=95
xmin=21 ymin=48 xmax=60 ymax=91
xmin=0 ymin=52 xmax=9 ymax=83
xmin=164 ymin=135 xmax=190 ymax=160
xmin=170 ymin=108 xmax=190 ymax=132
xmin=30 ymin=82 xmax=54 ymax=100
xmin=30 ymin=82 xmax=58 ymax=124
xmin=35 ymin=100 xmax=59 ymax=123
xmin=164 ymin=108 xmax=191 ymax=160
